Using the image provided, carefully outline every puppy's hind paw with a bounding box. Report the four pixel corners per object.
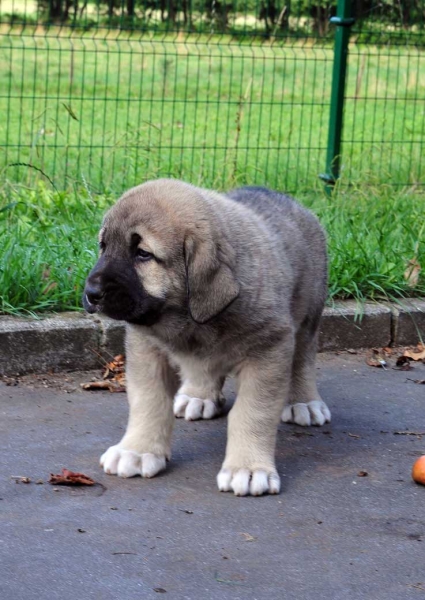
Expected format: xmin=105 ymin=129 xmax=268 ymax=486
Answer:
xmin=217 ymin=468 xmax=281 ymax=497
xmin=173 ymin=393 xmax=224 ymax=421
xmin=100 ymin=445 xmax=166 ymax=478
xmin=281 ymin=400 xmax=331 ymax=427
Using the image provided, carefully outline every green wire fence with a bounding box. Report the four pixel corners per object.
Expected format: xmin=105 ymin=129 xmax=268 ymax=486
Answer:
xmin=0 ymin=1 xmax=424 ymax=194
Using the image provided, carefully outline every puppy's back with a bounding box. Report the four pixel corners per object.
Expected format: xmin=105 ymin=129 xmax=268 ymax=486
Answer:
xmin=226 ymin=186 xmax=321 ymax=240
xmin=226 ymin=186 xmax=327 ymax=318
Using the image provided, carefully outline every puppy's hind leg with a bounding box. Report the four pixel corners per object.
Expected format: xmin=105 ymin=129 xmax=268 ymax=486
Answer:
xmin=281 ymin=316 xmax=330 ymax=427
xmin=173 ymin=358 xmax=225 ymax=421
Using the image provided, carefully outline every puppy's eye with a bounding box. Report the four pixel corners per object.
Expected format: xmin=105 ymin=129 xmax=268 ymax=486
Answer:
xmin=99 ymin=241 xmax=105 ymax=251
xmin=136 ymin=248 xmax=153 ymax=262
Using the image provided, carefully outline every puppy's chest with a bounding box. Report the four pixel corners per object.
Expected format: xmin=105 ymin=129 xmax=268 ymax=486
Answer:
xmin=170 ymin=329 xmax=220 ymax=356
xmin=166 ymin=328 xmax=240 ymax=367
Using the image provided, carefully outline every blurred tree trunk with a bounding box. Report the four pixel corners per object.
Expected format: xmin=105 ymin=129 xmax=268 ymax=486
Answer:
xmin=126 ymin=0 xmax=135 ymax=16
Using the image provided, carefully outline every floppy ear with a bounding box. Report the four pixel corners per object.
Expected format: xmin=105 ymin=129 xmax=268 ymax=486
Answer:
xmin=184 ymin=229 xmax=240 ymax=324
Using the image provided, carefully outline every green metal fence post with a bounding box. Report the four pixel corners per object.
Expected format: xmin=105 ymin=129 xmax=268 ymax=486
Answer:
xmin=320 ymin=0 xmax=355 ymax=193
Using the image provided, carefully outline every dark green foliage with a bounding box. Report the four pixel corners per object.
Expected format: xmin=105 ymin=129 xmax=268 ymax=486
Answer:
xmin=2 ymin=1 xmax=424 ymax=37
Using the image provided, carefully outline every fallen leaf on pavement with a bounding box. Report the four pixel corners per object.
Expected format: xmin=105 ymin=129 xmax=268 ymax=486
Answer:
xmin=407 ymin=379 xmax=425 ymax=385
xmin=357 ymin=470 xmax=368 ymax=477
xmin=81 ymin=380 xmax=126 ymax=393
xmin=366 ymin=357 xmax=386 ymax=368
xmin=240 ymin=532 xmax=257 ymax=542
xmin=82 ymin=354 xmax=126 ymax=392
xmin=366 ymin=349 xmax=387 ymax=369
xmin=103 ymin=354 xmax=125 ymax=376
xmin=403 ymin=345 xmax=425 ymax=362
xmin=49 ymin=468 xmax=95 ymax=486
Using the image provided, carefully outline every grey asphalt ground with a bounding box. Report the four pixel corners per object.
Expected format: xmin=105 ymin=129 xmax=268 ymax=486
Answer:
xmin=1 ymin=351 xmax=425 ymax=600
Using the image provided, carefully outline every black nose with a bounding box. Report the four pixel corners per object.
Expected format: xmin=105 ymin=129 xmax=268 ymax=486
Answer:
xmin=85 ymin=283 xmax=104 ymax=306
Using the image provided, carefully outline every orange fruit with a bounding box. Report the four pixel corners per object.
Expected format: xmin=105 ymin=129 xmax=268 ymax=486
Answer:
xmin=412 ymin=456 xmax=425 ymax=485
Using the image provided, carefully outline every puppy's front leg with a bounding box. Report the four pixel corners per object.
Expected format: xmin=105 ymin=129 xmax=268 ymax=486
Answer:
xmin=101 ymin=328 xmax=178 ymax=479
xmin=217 ymin=337 xmax=293 ymax=497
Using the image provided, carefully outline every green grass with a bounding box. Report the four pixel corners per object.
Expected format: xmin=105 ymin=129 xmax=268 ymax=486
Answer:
xmin=0 ymin=181 xmax=424 ymax=315
xmin=0 ymin=32 xmax=424 ymax=194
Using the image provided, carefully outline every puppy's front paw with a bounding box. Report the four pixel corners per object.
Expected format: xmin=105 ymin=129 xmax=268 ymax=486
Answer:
xmin=281 ymin=400 xmax=331 ymax=427
xmin=217 ymin=467 xmax=281 ymax=497
xmin=173 ymin=393 xmax=224 ymax=420
xmin=100 ymin=445 xmax=166 ymax=478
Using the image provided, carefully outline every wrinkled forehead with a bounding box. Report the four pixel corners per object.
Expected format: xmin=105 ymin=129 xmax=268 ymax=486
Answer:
xmin=100 ymin=191 xmax=182 ymax=258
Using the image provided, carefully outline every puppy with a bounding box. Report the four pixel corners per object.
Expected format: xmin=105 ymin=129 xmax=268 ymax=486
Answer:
xmin=83 ymin=179 xmax=330 ymax=496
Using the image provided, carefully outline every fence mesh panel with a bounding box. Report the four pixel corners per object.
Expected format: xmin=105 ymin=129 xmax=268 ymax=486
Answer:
xmin=0 ymin=1 xmax=424 ymax=193
xmin=342 ymin=3 xmax=425 ymax=188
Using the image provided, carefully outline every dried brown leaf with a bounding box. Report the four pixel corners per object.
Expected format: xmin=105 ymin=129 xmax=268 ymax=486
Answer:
xmin=114 ymin=372 xmax=126 ymax=386
xmin=49 ymin=468 xmax=95 ymax=486
xmin=104 ymin=355 xmax=125 ymax=375
xmin=83 ymin=354 xmax=127 ymax=393
xmin=403 ymin=348 xmax=425 ymax=362
xmin=81 ymin=380 xmax=125 ymax=393
xmin=366 ymin=357 xmax=387 ymax=368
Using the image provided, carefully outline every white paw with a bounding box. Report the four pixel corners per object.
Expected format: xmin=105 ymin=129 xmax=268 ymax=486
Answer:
xmin=217 ymin=468 xmax=281 ymax=496
xmin=100 ymin=445 xmax=166 ymax=478
xmin=173 ymin=393 xmax=224 ymax=421
xmin=281 ymin=400 xmax=331 ymax=427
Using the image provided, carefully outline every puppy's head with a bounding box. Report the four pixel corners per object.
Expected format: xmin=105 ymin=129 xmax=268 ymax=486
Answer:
xmin=83 ymin=179 xmax=239 ymax=326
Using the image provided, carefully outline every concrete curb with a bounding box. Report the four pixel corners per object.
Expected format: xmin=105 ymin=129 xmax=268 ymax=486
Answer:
xmin=1 ymin=299 xmax=424 ymax=376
